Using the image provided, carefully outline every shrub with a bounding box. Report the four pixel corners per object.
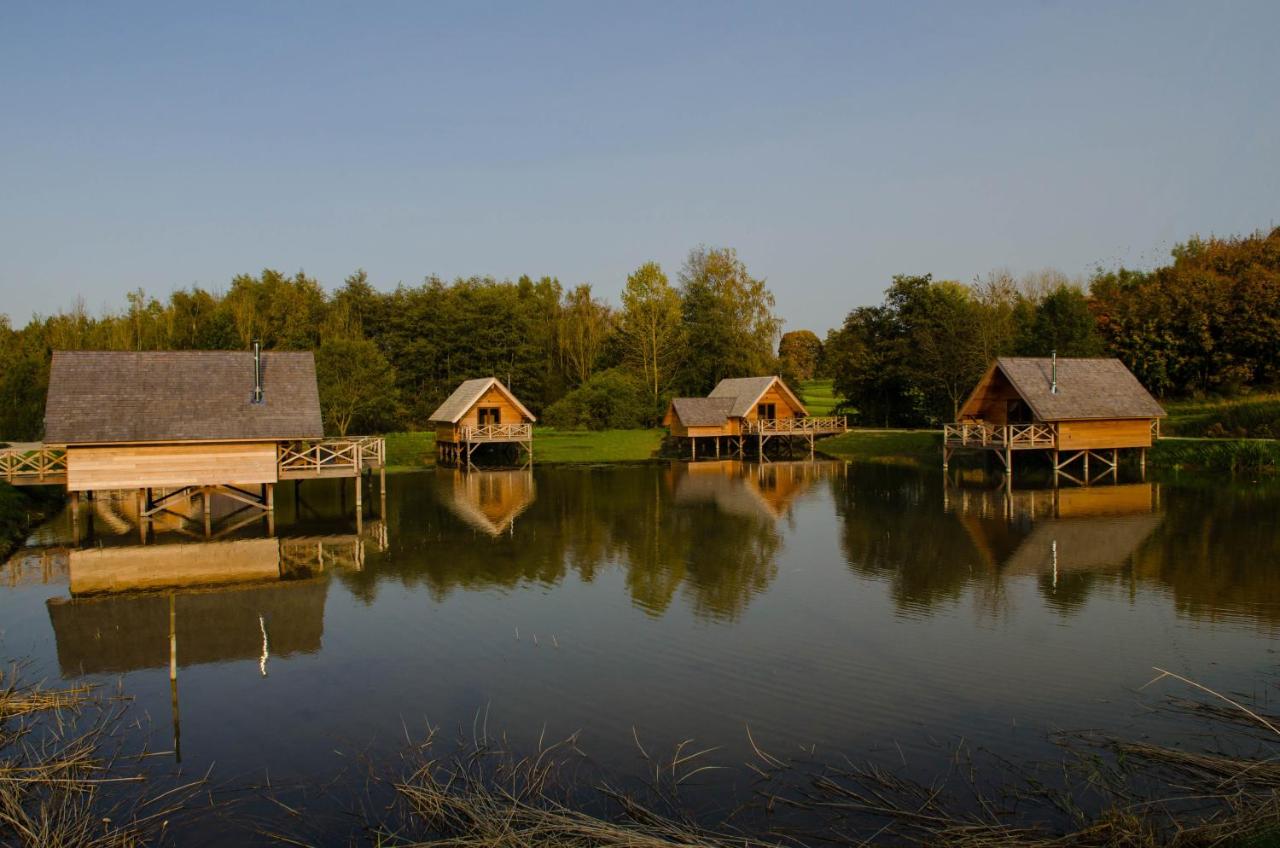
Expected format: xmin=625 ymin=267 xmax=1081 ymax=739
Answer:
xmin=542 ymin=369 xmax=652 ymax=430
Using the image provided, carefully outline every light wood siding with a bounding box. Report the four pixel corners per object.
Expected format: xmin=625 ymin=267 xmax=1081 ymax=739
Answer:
xmin=67 ymin=442 xmax=278 ymax=491
xmin=460 ymin=387 xmax=531 ymax=426
xmin=744 ymin=386 xmax=803 ymax=420
xmin=69 ymin=539 xmax=281 ymax=594
xmin=1056 ymin=418 xmax=1154 ymax=450
xmin=960 ymin=368 xmax=1022 ymax=424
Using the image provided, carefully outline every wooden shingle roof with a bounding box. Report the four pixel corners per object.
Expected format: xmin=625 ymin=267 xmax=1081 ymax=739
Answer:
xmin=427 ymin=377 xmax=536 ymax=424
xmin=43 ymin=350 xmax=324 ymax=444
xmin=964 ymin=357 xmax=1166 ymax=422
xmin=669 ymin=397 xmax=736 ymax=427
xmin=708 ymin=376 xmax=807 ymax=418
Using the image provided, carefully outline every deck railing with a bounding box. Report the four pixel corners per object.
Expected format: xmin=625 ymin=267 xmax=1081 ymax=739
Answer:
xmin=0 ymin=443 xmax=68 ymax=484
xmin=278 ymin=437 xmax=386 ymax=478
xmin=743 ymin=416 xmax=847 ymax=435
xmin=943 ymin=422 xmax=1056 ymax=449
xmin=458 ymin=423 xmax=533 ymax=442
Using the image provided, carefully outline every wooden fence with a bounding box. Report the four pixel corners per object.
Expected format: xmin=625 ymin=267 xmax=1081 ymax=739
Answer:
xmin=943 ymin=422 xmax=1057 ymax=449
xmin=743 ymin=416 xmax=847 ymax=435
xmin=458 ymin=423 xmax=533 ymax=443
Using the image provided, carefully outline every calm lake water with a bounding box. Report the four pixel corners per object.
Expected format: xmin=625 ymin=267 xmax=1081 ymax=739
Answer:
xmin=2 ymin=461 xmax=1279 ymax=843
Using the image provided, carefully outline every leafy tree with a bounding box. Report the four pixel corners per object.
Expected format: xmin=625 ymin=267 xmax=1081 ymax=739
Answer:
xmin=556 ymin=284 xmax=613 ymax=387
xmin=617 ymin=261 xmax=683 ymax=413
xmin=1016 ymin=283 xmax=1103 ymax=357
xmin=676 ymin=247 xmax=781 ymax=394
xmin=778 ymin=330 xmax=822 ymax=382
xmin=314 ymin=337 xmax=400 ymax=436
xmin=542 ymin=369 xmax=651 ymax=430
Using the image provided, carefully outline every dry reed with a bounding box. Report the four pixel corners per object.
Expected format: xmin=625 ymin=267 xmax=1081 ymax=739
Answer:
xmin=0 ymin=662 xmax=204 ymax=847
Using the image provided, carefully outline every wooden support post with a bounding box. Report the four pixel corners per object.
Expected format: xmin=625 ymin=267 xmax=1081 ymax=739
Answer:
xmin=715 ymin=437 xmax=720 ymax=458
xmin=203 ymin=488 xmax=212 ymax=537
xmin=169 ymin=592 xmax=181 ymax=763
xmin=691 ymin=438 xmax=697 ymax=461
xmin=1005 ymin=444 xmax=1013 ymax=484
xmin=1140 ymin=447 xmax=1147 ymax=479
xmin=354 ymin=475 xmax=362 ymax=514
xmin=1083 ymin=450 xmax=1090 ymax=481
xmin=379 ymin=466 xmax=386 ymax=499
xmin=267 ymin=482 xmax=275 ymax=512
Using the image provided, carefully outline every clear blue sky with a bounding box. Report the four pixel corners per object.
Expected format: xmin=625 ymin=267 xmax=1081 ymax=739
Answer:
xmin=2 ymin=2 xmax=1276 ymax=334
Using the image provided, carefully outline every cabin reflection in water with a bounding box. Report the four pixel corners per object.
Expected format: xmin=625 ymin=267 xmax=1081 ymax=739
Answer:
xmin=672 ymin=460 xmax=842 ymax=521
xmin=946 ymin=482 xmax=1162 ymax=579
xmin=436 ymin=468 xmax=536 ymax=536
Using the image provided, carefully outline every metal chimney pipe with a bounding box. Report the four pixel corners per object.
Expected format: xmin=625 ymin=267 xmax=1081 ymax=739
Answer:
xmin=253 ymin=340 xmax=263 ymax=404
xmin=1051 ymin=350 xmax=1058 ymax=395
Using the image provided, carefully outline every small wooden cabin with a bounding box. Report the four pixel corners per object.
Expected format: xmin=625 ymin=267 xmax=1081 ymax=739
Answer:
xmin=664 ymin=376 xmax=845 ymax=458
xmin=945 ymin=357 xmax=1166 ymax=481
xmin=429 ymin=377 xmax=535 ymax=466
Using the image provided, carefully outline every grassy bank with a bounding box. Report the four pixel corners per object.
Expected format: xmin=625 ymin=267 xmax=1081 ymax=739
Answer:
xmin=1151 ymin=436 xmax=1280 ymax=473
xmin=817 ymin=429 xmax=940 ymax=465
xmin=383 ymin=428 xmax=666 ymax=470
xmin=1164 ymin=392 xmax=1280 ymax=438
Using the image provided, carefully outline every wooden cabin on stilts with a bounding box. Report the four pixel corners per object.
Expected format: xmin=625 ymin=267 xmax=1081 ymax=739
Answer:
xmin=663 ymin=376 xmax=846 ymax=460
xmin=943 ymin=355 xmax=1165 ymax=485
xmin=429 ymin=377 xmax=535 ymax=468
xmin=1 ymin=348 xmax=385 ymax=540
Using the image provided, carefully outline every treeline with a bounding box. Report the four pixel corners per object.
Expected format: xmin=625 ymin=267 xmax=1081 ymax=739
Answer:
xmin=823 ymin=227 xmax=1280 ymax=427
xmin=0 ymin=247 xmax=783 ymax=438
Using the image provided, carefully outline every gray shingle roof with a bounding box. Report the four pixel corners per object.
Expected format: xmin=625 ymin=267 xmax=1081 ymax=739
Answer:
xmin=708 ymin=376 xmax=807 ymax=418
xmin=670 ymin=397 xmax=736 ymax=427
xmin=428 ymin=377 xmax=536 ymax=424
xmin=44 ymin=351 xmax=323 ymax=444
xmin=995 ymin=357 xmax=1165 ymax=422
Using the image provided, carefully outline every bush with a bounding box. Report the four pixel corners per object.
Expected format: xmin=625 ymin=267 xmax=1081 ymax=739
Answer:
xmin=542 ymin=369 xmax=653 ymax=430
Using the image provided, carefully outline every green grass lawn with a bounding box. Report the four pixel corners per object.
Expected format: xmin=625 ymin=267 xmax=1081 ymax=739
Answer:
xmin=533 ymin=428 xmax=665 ymax=463
xmin=817 ymin=429 xmax=940 ymax=466
xmin=383 ymin=430 xmax=437 ymax=470
xmin=382 ymin=428 xmax=665 ymax=469
xmin=799 ymin=378 xmax=841 ymax=416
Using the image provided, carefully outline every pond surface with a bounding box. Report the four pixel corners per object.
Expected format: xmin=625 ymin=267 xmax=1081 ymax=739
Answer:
xmin=2 ymin=462 xmax=1279 ymax=843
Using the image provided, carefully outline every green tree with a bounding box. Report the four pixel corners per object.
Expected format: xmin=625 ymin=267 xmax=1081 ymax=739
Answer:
xmin=676 ymin=246 xmax=781 ymax=394
xmin=314 ymin=337 xmax=400 ymax=436
xmin=778 ymin=330 xmax=822 ymax=382
xmin=1016 ymin=283 xmax=1103 ymax=357
xmin=556 ymin=284 xmax=613 ymax=387
xmin=617 ymin=262 xmax=683 ymax=413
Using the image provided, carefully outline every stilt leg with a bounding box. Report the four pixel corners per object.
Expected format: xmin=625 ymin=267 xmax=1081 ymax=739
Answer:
xmin=267 ymin=482 xmax=275 ymax=512
xmin=169 ymin=592 xmax=181 ymax=763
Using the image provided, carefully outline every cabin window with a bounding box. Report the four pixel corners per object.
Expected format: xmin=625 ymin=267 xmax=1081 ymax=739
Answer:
xmin=1006 ymin=399 xmax=1031 ymax=425
xmin=757 ymin=403 xmax=777 ymax=420
xmin=478 ymin=407 xmax=501 ymax=427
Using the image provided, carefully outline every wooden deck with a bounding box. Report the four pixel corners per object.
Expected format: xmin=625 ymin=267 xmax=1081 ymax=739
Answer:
xmin=457 ymin=423 xmax=532 ymax=443
xmin=743 ymin=416 xmax=847 ymax=436
xmin=438 ymin=423 xmax=533 ymax=466
xmin=943 ymin=422 xmax=1057 ymax=450
xmin=2 ymin=437 xmax=385 ymax=488
xmin=0 ymin=443 xmax=68 ymax=485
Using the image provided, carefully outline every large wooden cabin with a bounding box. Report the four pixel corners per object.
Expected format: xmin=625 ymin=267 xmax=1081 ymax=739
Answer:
xmin=429 ymin=377 xmax=535 ymax=466
xmin=664 ymin=376 xmax=846 ymax=458
xmin=944 ymin=356 xmax=1166 ymax=482
xmin=1 ymin=350 xmax=385 ymax=531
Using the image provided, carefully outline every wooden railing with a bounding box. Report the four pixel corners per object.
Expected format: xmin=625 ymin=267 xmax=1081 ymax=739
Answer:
xmin=0 ymin=443 xmax=68 ymax=484
xmin=743 ymin=416 xmax=847 ymax=435
xmin=943 ymin=422 xmax=1057 ymax=449
xmin=278 ymin=437 xmax=385 ymax=479
xmin=458 ymin=423 xmax=533 ymax=442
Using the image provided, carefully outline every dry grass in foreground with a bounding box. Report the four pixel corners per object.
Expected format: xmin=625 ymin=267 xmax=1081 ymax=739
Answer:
xmin=0 ymin=662 xmax=204 ymax=847
xmin=348 ymin=669 xmax=1280 ymax=848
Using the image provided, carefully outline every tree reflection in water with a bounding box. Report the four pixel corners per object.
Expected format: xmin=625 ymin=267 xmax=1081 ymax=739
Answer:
xmin=339 ymin=461 xmax=841 ymax=621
